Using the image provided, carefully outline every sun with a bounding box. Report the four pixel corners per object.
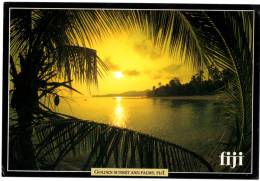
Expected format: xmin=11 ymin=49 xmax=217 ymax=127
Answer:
xmin=114 ymin=71 xmax=123 ymax=79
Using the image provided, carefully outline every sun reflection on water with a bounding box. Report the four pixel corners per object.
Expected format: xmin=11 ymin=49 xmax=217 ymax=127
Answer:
xmin=112 ymin=97 xmax=127 ymax=128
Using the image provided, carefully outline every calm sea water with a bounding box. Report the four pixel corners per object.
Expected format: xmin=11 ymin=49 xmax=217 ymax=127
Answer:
xmin=58 ymin=96 xmax=228 ymax=155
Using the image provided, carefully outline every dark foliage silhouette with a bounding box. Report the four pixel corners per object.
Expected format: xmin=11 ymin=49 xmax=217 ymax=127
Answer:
xmin=148 ymin=65 xmax=229 ymax=97
xmin=9 ymin=9 xmax=252 ymax=172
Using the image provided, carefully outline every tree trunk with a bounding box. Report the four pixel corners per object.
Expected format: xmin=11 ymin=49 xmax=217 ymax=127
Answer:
xmin=12 ymin=67 xmax=38 ymax=169
xmin=16 ymin=107 xmax=36 ymax=169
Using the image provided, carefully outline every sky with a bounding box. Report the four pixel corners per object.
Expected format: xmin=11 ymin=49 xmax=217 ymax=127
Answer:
xmin=72 ymin=30 xmax=196 ymax=96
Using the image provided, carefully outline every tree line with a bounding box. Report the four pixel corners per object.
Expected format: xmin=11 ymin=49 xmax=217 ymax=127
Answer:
xmin=147 ymin=64 xmax=232 ymax=97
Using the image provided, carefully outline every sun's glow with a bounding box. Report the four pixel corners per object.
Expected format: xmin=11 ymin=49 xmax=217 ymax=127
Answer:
xmin=114 ymin=71 xmax=123 ymax=79
xmin=67 ymin=31 xmax=196 ymax=95
xmin=112 ymin=97 xmax=126 ymax=128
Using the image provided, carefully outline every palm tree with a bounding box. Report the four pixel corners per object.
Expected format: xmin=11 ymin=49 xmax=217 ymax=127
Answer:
xmin=10 ymin=9 xmax=108 ymax=169
xmin=122 ymin=10 xmax=252 ymax=156
xmin=111 ymin=12 xmax=252 ymax=153
xmin=10 ymin=9 xmax=252 ymax=171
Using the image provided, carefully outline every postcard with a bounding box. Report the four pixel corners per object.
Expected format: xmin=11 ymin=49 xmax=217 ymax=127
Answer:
xmin=2 ymin=2 xmax=259 ymax=179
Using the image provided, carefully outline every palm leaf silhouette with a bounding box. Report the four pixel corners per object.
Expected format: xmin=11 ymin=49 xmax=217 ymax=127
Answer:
xmin=9 ymin=111 xmax=213 ymax=172
xmin=10 ymin=9 xmax=108 ymax=85
xmin=202 ymin=12 xmax=253 ymax=154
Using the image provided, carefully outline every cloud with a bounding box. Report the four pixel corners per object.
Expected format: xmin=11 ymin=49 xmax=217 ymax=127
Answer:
xmin=103 ymin=57 xmax=119 ymax=70
xmin=149 ymin=64 xmax=182 ymax=80
xmin=151 ymin=74 xmax=162 ymax=80
xmin=161 ymin=64 xmax=182 ymax=73
xmin=123 ymin=69 xmax=141 ymax=76
xmin=133 ymin=39 xmax=162 ymax=60
xmin=154 ymin=64 xmax=196 ymax=83
xmin=103 ymin=57 xmax=141 ymax=77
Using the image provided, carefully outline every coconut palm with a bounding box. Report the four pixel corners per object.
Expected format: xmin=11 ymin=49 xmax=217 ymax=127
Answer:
xmin=9 ymin=9 xmax=252 ymax=171
xmin=9 ymin=9 xmax=109 ymax=169
xmin=123 ymin=10 xmax=252 ymax=169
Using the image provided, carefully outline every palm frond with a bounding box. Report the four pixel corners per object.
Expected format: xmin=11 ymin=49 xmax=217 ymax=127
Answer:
xmin=52 ymin=45 xmax=107 ymax=85
xmin=210 ymin=12 xmax=253 ymax=150
xmin=27 ymin=113 xmax=213 ymax=172
xmin=118 ymin=11 xmax=234 ymax=70
xmin=10 ymin=9 xmax=109 ymax=86
xmin=10 ymin=9 xmax=33 ymax=55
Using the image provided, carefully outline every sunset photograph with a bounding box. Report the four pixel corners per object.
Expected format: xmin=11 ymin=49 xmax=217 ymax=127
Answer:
xmin=5 ymin=6 xmax=254 ymax=176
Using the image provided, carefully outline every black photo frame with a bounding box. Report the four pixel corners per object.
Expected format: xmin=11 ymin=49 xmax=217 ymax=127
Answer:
xmin=2 ymin=2 xmax=259 ymax=179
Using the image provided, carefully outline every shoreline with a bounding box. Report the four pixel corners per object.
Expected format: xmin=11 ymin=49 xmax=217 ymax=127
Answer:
xmin=92 ymin=94 xmax=229 ymax=101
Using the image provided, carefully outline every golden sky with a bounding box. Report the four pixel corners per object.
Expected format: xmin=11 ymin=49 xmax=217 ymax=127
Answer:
xmin=72 ymin=30 xmax=196 ymax=96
